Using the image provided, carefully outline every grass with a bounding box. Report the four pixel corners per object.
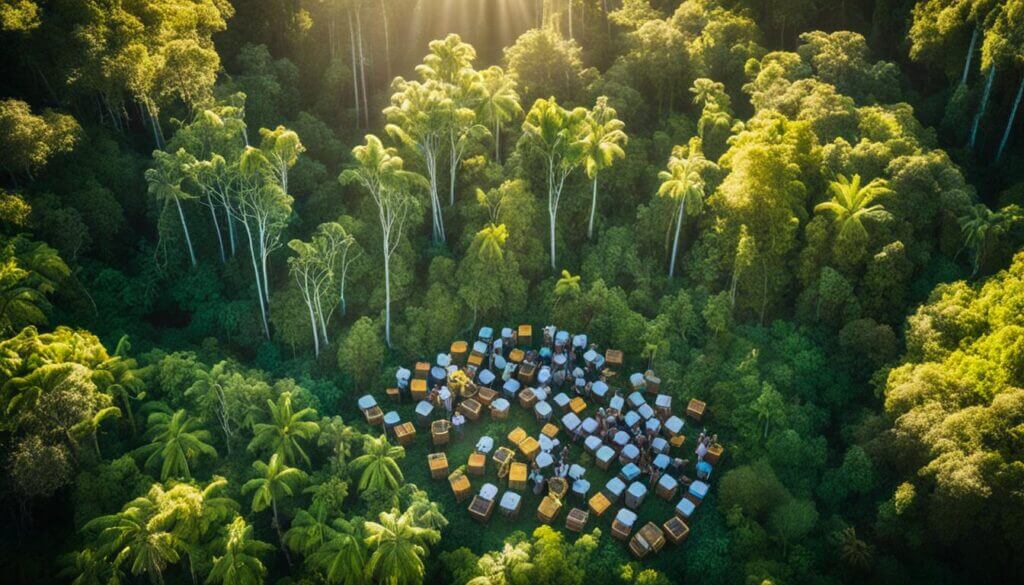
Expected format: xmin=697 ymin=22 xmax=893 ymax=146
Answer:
xmin=355 ymin=380 xmax=713 ymax=581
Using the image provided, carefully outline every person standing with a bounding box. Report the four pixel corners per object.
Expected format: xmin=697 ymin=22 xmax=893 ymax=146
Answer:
xmin=451 ymin=412 xmax=465 ymax=437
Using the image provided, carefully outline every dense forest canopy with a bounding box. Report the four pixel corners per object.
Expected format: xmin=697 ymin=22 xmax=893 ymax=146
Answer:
xmin=1 ymin=0 xmax=1024 ymax=583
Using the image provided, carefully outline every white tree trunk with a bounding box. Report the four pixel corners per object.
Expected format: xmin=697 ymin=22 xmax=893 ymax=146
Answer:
xmin=304 ymin=288 xmax=320 ymax=357
xmin=588 ymin=175 xmax=598 ymax=239
xmin=242 ymin=220 xmax=271 ymax=338
xmin=961 ymin=26 xmax=978 ymax=87
xmin=356 ymin=8 xmax=370 ymax=129
xmin=968 ymin=66 xmax=996 ymax=150
xmin=383 ymin=239 xmax=392 ymax=348
xmin=259 ymin=224 xmax=271 ymax=303
xmin=348 ymin=11 xmax=360 ymax=128
xmin=669 ymin=199 xmax=686 ymax=278
xmin=208 ymin=204 xmax=226 ymax=264
xmin=494 ymin=121 xmax=501 ymax=163
xmin=174 ymin=197 xmax=197 ymax=267
xmin=996 ymin=74 xmax=1024 ymax=163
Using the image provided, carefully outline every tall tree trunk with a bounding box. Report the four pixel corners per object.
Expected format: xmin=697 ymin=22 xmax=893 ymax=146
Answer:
xmin=208 ymin=204 xmax=226 ymax=264
xmin=568 ymin=0 xmax=574 ymax=39
xmin=961 ymin=26 xmax=978 ymax=87
xmin=995 ymin=74 xmax=1024 ymax=163
xmin=259 ymin=224 xmax=271 ymax=303
xmin=968 ymin=65 xmax=996 ymax=150
xmin=356 ymin=8 xmax=370 ymax=129
xmin=669 ymin=199 xmax=685 ymax=277
xmin=380 ymin=0 xmax=392 ymax=82
xmin=174 ymin=197 xmax=198 ymax=267
xmin=588 ymin=174 xmax=598 ymax=239
xmin=242 ymin=220 xmax=271 ymax=338
xmin=348 ymin=11 xmax=361 ymax=128
xmin=494 ymin=121 xmax=501 ymax=163
xmin=272 ymin=500 xmax=293 ymax=568
xmin=304 ymin=287 xmax=320 ymax=357
xmin=383 ymin=240 xmax=393 ymax=348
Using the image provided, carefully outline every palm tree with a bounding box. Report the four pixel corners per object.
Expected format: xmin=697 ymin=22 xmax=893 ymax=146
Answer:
xmin=350 ymin=435 xmax=405 ymax=494
xmin=208 ymin=516 xmax=274 ymax=585
xmin=71 ymin=405 xmax=121 ymax=458
xmin=477 ymin=66 xmax=522 ymax=163
xmin=364 ymin=509 xmax=440 ymax=585
xmin=958 ymin=204 xmax=1021 ymax=276
xmin=832 ymin=526 xmax=873 ymax=570
xmin=249 ymin=391 xmax=320 ymax=468
xmin=135 ymin=409 xmax=217 ymax=481
xmin=92 ymin=335 xmax=146 ymax=435
xmin=657 ymin=141 xmax=710 ymax=278
xmin=554 ymin=270 xmax=581 ymax=298
xmin=85 ymin=502 xmax=180 ymax=585
xmin=308 ymin=518 xmax=369 ymax=585
xmin=475 ymin=223 xmax=508 ymax=262
xmin=0 ymin=237 xmax=69 ymax=335
xmin=813 ymin=174 xmax=891 ymax=242
xmin=578 ymin=96 xmax=627 ymax=239
xmin=147 ymin=478 xmax=238 ymax=583
xmin=242 ymin=454 xmax=307 ymax=559
xmin=284 ymin=508 xmax=336 ymax=558
xmin=59 ymin=548 xmax=118 ymax=585
xmin=146 ymin=149 xmax=197 ymax=266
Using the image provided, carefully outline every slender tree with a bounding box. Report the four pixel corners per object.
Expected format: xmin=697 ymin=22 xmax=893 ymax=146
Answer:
xmin=477 ymin=66 xmax=522 ymax=163
xmin=521 ymin=97 xmax=586 ymax=271
xmin=147 ymin=150 xmax=198 ymax=267
xmin=242 ymin=454 xmax=307 ymax=562
xmin=578 ymin=96 xmax=627 ymax=239
xmin=340 ymin=135 xmax=424 ymax=347
xmin=657 ymin=140 xmax=710 ymax=278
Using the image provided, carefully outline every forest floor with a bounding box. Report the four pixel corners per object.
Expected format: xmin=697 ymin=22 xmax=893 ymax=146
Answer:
xmin=344 ymin=380 xmax=720 ymax=580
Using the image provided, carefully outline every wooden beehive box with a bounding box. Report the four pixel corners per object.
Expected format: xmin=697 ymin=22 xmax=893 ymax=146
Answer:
xmin=364 ymin=405 xmax=383 ymax=426
xmin=517 ymin=324 xmax=532 ymax=346
xmin=414 ymin=362 xmax=430 ymax=380
xmin=508 ymin=348 xmax=525 ymax=363
xmin=509 ymin=462 xmax=527 ymax=491
xmin=686 ymin=399 xmax=706 ymax=421
xmin=428 ymin=452 xmax=448 ymax=479
xmin=431 ymin=420 xmax=449 ymax=446
xmin=386 ymin=387 xmax=401 ymax=402
xmin=468 ymin=352 xmax=484 ymax=368
xmin=449 ymin=473 xmax=471 ymax=502
xmin=394 ymin=422 xmax=416 ymax=446
xmin=536 ymin=495 xmax=562 ymax=524
xmin=518 ymin=436 xmax=539 ymax=460
xmin=450 ymin=341 xmax=468 ymax=365
xmin=410 ymin=378 xmax=427 ymax=402
xmin=477 ymin=387 xmax=497 ymax=406
xmin=459 ymin=398 xmax=482 ymax=421
xmin=588 ymin=492 xmax=611 ymax=516
xmin=468 ymin=452 xmax=486 ymax=477
xmin=705 ymin=442 xmax=723 ymax=464
xmin=518 ymin=387 xmax=536 ymax=410
xmin=517 ymin=363 xmax=536 ymax=385
xmin=469 ymin=495 xmax=494 ymax=523
xmin=566 ymin=508 xmax=589 ymax=532
xmin=605 ymin=349 xmax=624 ymax=368
xmin=663 ymin=516 xmax=690 ymax=544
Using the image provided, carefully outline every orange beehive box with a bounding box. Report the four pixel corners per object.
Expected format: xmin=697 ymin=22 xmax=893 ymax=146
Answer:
xmin=517 ymin=324 xmax=532 ymax=346
xmin=468 ymin=452 xmax=486 ymax=477
xmin=509 ymin=462 xmax=527 ymax=491
xmin=428 ymin=452 xmax=448 ymax=480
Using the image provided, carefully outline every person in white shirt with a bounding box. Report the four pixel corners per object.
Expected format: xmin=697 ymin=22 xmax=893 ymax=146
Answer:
xmin=451 ymin=412 xmax=465 ymax=436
